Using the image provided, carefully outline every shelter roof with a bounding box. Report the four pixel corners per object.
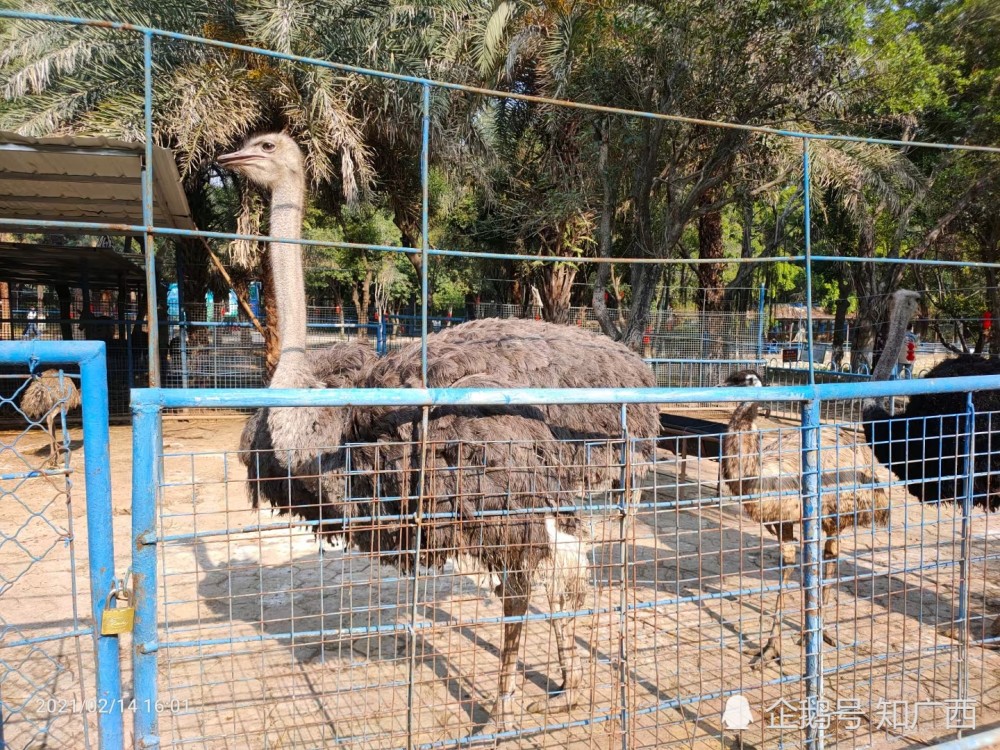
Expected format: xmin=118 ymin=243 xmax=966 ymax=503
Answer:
xmin=0 ymin=131 xmax=195 ymax=233
xmin=0 ymin=241 xmax=145 ymax=288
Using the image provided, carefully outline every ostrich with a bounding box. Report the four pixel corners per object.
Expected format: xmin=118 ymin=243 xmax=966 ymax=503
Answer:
xmin=720 ymin=370 xmax=891 ymax=667
xmin=862 ymin=290 xmax=1000 ymax=643
xmin=862 ymin=293 xmax=1000 ymax=510
xmin=220 ymin=133 xmax=660 ymax=727
xmin=20 ymin=369 xmax=81 ymax=466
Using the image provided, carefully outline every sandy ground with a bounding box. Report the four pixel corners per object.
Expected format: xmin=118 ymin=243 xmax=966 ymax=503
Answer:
xmin=2 ymin=411 xmax=999 ymax=750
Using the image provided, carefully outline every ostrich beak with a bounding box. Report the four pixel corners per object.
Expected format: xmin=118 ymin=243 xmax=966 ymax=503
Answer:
xmin=217 ymin=149 xmax=256 ymax=168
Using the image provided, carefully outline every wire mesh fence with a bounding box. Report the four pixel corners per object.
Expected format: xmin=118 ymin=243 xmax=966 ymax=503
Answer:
xmin=0 ymin=368 xmax=94 ymax=748
xmin=133 ymin=387 xmax=1000 ymax=750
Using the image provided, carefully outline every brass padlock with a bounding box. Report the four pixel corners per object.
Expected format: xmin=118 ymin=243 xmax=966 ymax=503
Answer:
xmin=101 ymin=588 xmax=135 ymax=635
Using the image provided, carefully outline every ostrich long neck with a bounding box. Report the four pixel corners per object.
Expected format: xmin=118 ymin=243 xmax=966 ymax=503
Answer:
xmin=870 ymin=297 xmax=912 ymax=382
xmin=723 ymin=401 xmax=761 ymax=496
xmin=268 ymin=177 xmax=309 ymax=388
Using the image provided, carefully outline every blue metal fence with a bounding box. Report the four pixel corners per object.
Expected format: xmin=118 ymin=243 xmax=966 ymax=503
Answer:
xmin=0 ymin=341 xmax=122 ymax=750
xmin=124 ymin=380 xmax=1000 ymax=749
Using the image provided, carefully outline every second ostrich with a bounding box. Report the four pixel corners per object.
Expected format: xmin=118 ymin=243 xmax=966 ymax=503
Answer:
xmin=221 ymin=133 xmax=661 ymax=727
xmin=720 ymin=370 xmax=891 ymax=667
xmin=862 ymin=290 xmax=1000 ymax=643
xmin=863 ymin=334 xmax=1000 ymax=511
xmin=20 ymin=369 xmax=81 ymax=466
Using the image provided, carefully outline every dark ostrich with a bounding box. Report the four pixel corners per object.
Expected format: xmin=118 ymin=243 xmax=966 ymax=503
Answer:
xmin=221 ymin=133 xmax=661 ymax=728
xmin=864 ymin=353 xmax=1000 ymax=510
xmin=862 ymin=292 xmax=1000 ymax=644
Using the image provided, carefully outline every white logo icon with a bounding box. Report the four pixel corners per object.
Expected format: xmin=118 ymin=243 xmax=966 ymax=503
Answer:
xmin=723 ymin=694 xmax=754 ymax=730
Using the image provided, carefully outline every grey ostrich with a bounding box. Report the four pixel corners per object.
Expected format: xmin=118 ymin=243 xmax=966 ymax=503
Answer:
xmin=720 ymin=366 xmax=893 ymax=668
xmin=20 ymin=369 xmax=81 ymax=466
xmin=220 ymin=133 xmax=660 ymax=728
xmin=862 ymin=289 xmax=1000 ymax=644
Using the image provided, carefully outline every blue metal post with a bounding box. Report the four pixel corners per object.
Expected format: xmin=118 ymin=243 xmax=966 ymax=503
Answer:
xmin=132 ymin=401 xmax=162 ymax=748
xmin=757 ymin=284 xmax=766 ymax=361
xmin=956 ymin=392 xmax=976 ymax=726
xmin=801 ymin=397 xmax=823 ymax=750
xmin=802 ymin=138 xmax=815 ymax=384
xmin=74 ymin=343 xmax=125 ymax=750
xmin=616 ymin=403 xmax=631 ymax=750
xmin=142 ymin=31 xmax=160 ymax=387
xmin=376 ymin=313 xmax=387 ymax=356
xmin=79 ymin=343 xmax=125 ymax=750
xmin=420 ymin=83 xmax=430 ymax=386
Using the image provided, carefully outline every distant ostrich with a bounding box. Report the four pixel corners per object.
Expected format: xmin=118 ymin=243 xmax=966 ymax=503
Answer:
xmin=862 ymin=294 xmax=1000 ymax=509
xmin=862 ymin=290 xmax=1000 ymax=643
xmin=720 ymin=369 xmax=892 ymax=668
xmin=220 ymin=133 xmax=660 ymax=727
xmin=20 ymin=369 xmax=81 ymax=466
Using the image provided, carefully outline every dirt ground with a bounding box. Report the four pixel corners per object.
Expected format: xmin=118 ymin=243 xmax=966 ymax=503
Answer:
xmin=2 ymin=411 xmax=999 ymax=750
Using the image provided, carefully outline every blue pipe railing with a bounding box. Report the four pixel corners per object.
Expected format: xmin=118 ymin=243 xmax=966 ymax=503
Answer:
xmin=129 ymin=372 xmax=1000 ymax=410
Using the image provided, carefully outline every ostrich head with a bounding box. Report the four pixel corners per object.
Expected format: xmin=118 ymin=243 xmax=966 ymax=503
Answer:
xmin=217 ymin=133 xmax=304 ymax=190
xmin=870 ymin=288 xmax=923 ymax=383
xmin=721 ymin=370 xmax=764 ymax=388
xmin=887 ymin=289 xmax=922 ymax=332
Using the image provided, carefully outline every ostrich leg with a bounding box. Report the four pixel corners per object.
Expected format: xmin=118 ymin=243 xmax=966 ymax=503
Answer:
xmin=528 ymin=518 xmax=588 ymax=715
xmin=46 ymin=410 xmax=58 ymax=466
xmin=791 ymin=534 xmax=841 ymax=650
xmin=528 ymin=585 xmax=584 ymax=714
xmin=491 ymin=570 xmax=531 ymax=731
xmin=987 ymin=615 xmax=1000 ymax=647
xmin=819 ymin=537 xmax=840 ymax=646
xmin=751 ymin=522 xmax=797 ymax=669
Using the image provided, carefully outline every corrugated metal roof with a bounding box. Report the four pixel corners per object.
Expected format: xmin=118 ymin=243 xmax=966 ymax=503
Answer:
xmin=0 ymin=131 xmax=195 ymax=232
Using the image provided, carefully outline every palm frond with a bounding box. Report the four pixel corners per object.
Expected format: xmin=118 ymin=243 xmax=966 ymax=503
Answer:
xmin=477 ymin=0 xmax=518 ymax=77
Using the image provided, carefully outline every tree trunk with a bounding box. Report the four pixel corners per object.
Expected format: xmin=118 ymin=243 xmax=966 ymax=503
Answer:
xmin=696 ymin=190 xmax=726 ymax=312
xmin=538 ymin=263 xmax=576 ymax=324
xmin=848 ymin=210 xmax=879 ymax=372
xmin=360 ymin=269 xmax=373 ymax=335
xmin=619 ymin=124 xmax=661 ymax=353
xmin=592 ymin=118 xmax=622 ymax=340
xmin=832 ymin=298 xmax=849 ymax=370
xmin=620 ymin=264 xmax=661 ymax=351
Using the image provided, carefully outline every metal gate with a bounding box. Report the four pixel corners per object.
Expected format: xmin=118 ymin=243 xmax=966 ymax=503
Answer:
xmin=127 ymin=381 xmax=1000 ymax=750
xmin=0 ymin=341 xmax=123 ymax=750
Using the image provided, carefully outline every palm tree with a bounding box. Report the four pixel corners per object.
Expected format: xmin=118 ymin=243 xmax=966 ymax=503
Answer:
xmin=0 ymin=0 xmax=478 ymax=366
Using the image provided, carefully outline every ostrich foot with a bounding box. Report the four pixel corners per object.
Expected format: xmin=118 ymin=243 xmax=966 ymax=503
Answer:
xmin=526 ymin=685 xmax=579 ymax=715
xmin=478 ymin=692 xmax=516 ymax=737
xmin=793 ymin=629 xmax=840 ymax=649
xmin=749 ymin=637 xmax=782 ymax=670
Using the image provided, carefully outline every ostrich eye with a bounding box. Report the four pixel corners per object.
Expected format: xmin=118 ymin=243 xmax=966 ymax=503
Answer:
xmin=262 ymin=141 xmax=276 ymax=153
